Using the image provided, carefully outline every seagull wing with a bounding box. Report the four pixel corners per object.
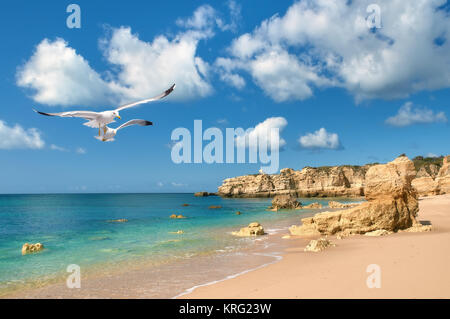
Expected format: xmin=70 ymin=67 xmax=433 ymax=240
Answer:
xmin=33 ymin=109 xmax=99 ymax=120
xmin=115 ymin=84 xmax=175 ymax=112
xmin=116 ymin=119 xmax=153 ymax=131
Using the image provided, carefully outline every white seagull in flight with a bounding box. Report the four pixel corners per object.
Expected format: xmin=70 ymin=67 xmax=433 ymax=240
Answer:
xmin=95 ymin=119 xmax=153 ymax=142
xmin=33 ymin=84 xmax=175 ymax=136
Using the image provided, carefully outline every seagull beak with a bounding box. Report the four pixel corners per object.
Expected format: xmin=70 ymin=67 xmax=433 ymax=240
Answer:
xmin=116 ymin=115 xmax=121 ymax=119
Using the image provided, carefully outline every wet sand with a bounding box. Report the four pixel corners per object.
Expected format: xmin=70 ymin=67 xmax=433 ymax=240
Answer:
xmin=182 ymin=194 xmax=450 ymax=299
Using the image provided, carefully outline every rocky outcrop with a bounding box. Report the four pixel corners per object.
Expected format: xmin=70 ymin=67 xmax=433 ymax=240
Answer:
xmin=107 ymin=219 xmax=128 ymax=223
xmin=302 ymin=202 xmax=323 ymax=209
xmin=194 ymin=192 xmax=217 ymax=197
xmin=218 ymin=166 xmax=368 ymax=198
xmin=437 ymin=156 xmax=450 ymax=194
xmin=410 ymin=155 xmax=450 ymax=196
xmin=304 ymin=238 xmax=335 ymax=252
xmin=411 ymin=163 xmax=440 ymax=196
xmin=289 ymin=156 xmax=421 ymax=236
xmin=22 ymin=243 xmax=44 ymax=255
xmin=217 ymin=155 xmax=450 ymax=198
xmin=328 ymin=201 xmax=358 ymax=209
xmin=268 ymin=194 xmax=302 ymax=211
xmin=232 ymin=222 xmax=265 ymax=237
xmin=194 ymin=192 xmax=209 ymax=197
xmin=170 ymin=214 xmax=186 ymax=219
xmin=364 ymin=229 xmax=392 ymax=236
xmin=169 ymin=230 xmax=184 ymax=234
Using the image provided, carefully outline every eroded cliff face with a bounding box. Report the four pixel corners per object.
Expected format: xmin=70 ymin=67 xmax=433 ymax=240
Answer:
xmin=289 ymin=156 xmax=422 ymax=236
xmin=412 ymin=155 xmax=450 ymax=196
xmin=217 ymin=155 xmax=450 ymax=198
xmin=218 ymin=165 xmax=370 ymax=198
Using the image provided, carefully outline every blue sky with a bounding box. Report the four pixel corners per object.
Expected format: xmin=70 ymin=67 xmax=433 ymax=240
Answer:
xmin=0 ymin=0 xmax=449 ymax=194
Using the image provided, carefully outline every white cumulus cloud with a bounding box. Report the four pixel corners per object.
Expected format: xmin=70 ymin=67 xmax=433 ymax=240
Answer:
xmin=104 ymin=26 xmax=212 ymax=102
xmin=299 ymin=128 xmax=341 ymax=150
xmin=16 ymin=5 xmax=220 ymax=107
xmin=236 ymin=117 xmax=287 ymax=149
xmin=385 ymin=102 xmax=447 ymax=127
xmin=17 ymin=38 xmax=114 ymax=107
xmin=0 ymin=120 xmax=45 ymax=150
xmin=217 ymin=0 xmax=450 ymax=102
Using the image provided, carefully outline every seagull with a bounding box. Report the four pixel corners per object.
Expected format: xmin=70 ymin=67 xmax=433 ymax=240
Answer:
xmin=33 ymin=84 xmax=175 ymax=136
xmin=95 ymin=119 xmax=153 ymax=142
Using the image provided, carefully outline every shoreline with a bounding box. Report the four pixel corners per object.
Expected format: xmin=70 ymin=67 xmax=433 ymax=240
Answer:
xmin=1 ymin=206 xmax=314 ymax=298
xmin=172 ymin=251 xmax=283 ymax=299
xmin=181 ymin=194 xmax=450 ymax=299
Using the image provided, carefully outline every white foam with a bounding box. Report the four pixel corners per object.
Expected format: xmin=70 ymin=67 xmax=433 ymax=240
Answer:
xmin=265 ymin=227 xmax=286 ymax=235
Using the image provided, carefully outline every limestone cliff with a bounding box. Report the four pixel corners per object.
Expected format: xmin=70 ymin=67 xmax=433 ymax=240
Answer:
xmin=289 ymin=156 xmax=422 ymax=236
xmin=217 ymin=155 xmax=450 ymax=198
xmin=412 ymin=155 xmax=449 ymax=196
xmin=218 ymin=165 xmax=370 ymax=198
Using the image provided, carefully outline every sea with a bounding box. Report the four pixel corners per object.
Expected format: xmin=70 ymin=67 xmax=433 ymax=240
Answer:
xmin=0 ymin=193 xmax=361 ymax=298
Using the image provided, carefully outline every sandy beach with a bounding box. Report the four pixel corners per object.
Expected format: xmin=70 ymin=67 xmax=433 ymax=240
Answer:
xmin=3 ymin=194 xmax=449 ymax=299
xmin=182 ymin=194 xmax=450 ymax=299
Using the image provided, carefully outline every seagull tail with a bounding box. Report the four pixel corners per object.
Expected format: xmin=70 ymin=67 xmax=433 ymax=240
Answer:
xmin=84 ymin=120 xmax=100 ymax=128
xmin=94 ymin=135 xmax=114 ymax=142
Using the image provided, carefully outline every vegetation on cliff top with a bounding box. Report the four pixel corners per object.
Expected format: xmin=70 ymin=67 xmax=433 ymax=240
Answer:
xmin=412 ymin=156 xmax=444 ymax=173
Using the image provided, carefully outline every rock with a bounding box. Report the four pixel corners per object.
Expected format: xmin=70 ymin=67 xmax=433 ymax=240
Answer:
xmin=400 ymin=221 xmax=433 ymax=233
xmin=22 ymin=243 xmax=44 ymax=255
xmin=304 ymin=238 xmax=335 ymax=252
xmin=216 ymin=154 xmax=450 ymax=198
xmin=364 ymin=229 xmax=393 ymax=237
xmin=170 ymin=214 xmax=186 ymax=219
xmin=290 ymin=156 xmax=420 ymax=236
xmin=194 ymin=192 xmax=217 ymax=197
xmin=269 ymin=194 xmax=302 ymax=211
xmin=437 ymin=155 xmax=450 ymax=194
xmin=232 ymin=222 xmax=265 ymax=237
xmin=328 ymin=201 xmax=357 ymax=209
xmin=182 ymin=203 xmax=190 ymax=207
xmin=194 ymin=192 xmax=209 ymax=197
xmin=107 ymin=219 xmax=128 ymax=223
xmin=411 ymin=155 xmax=449 ymax=196
xmin=217 ymin=164 xmax=369 ymax=198
xmin=208 ymin=205 xmax=222 ymax=209
xmin=236 ymin=211 xmax=242 ymax=215
xmin=289 ymin=224 xmax=320 ymax=236
xmin=302 ymin=202 xmax=323 ymax=209
xmin=412 ymin=176 xmax=439 ymax=197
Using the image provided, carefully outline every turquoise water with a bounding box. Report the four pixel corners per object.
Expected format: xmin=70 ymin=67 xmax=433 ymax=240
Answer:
xmin=0 ymin=193 xmax=354 ymax=295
